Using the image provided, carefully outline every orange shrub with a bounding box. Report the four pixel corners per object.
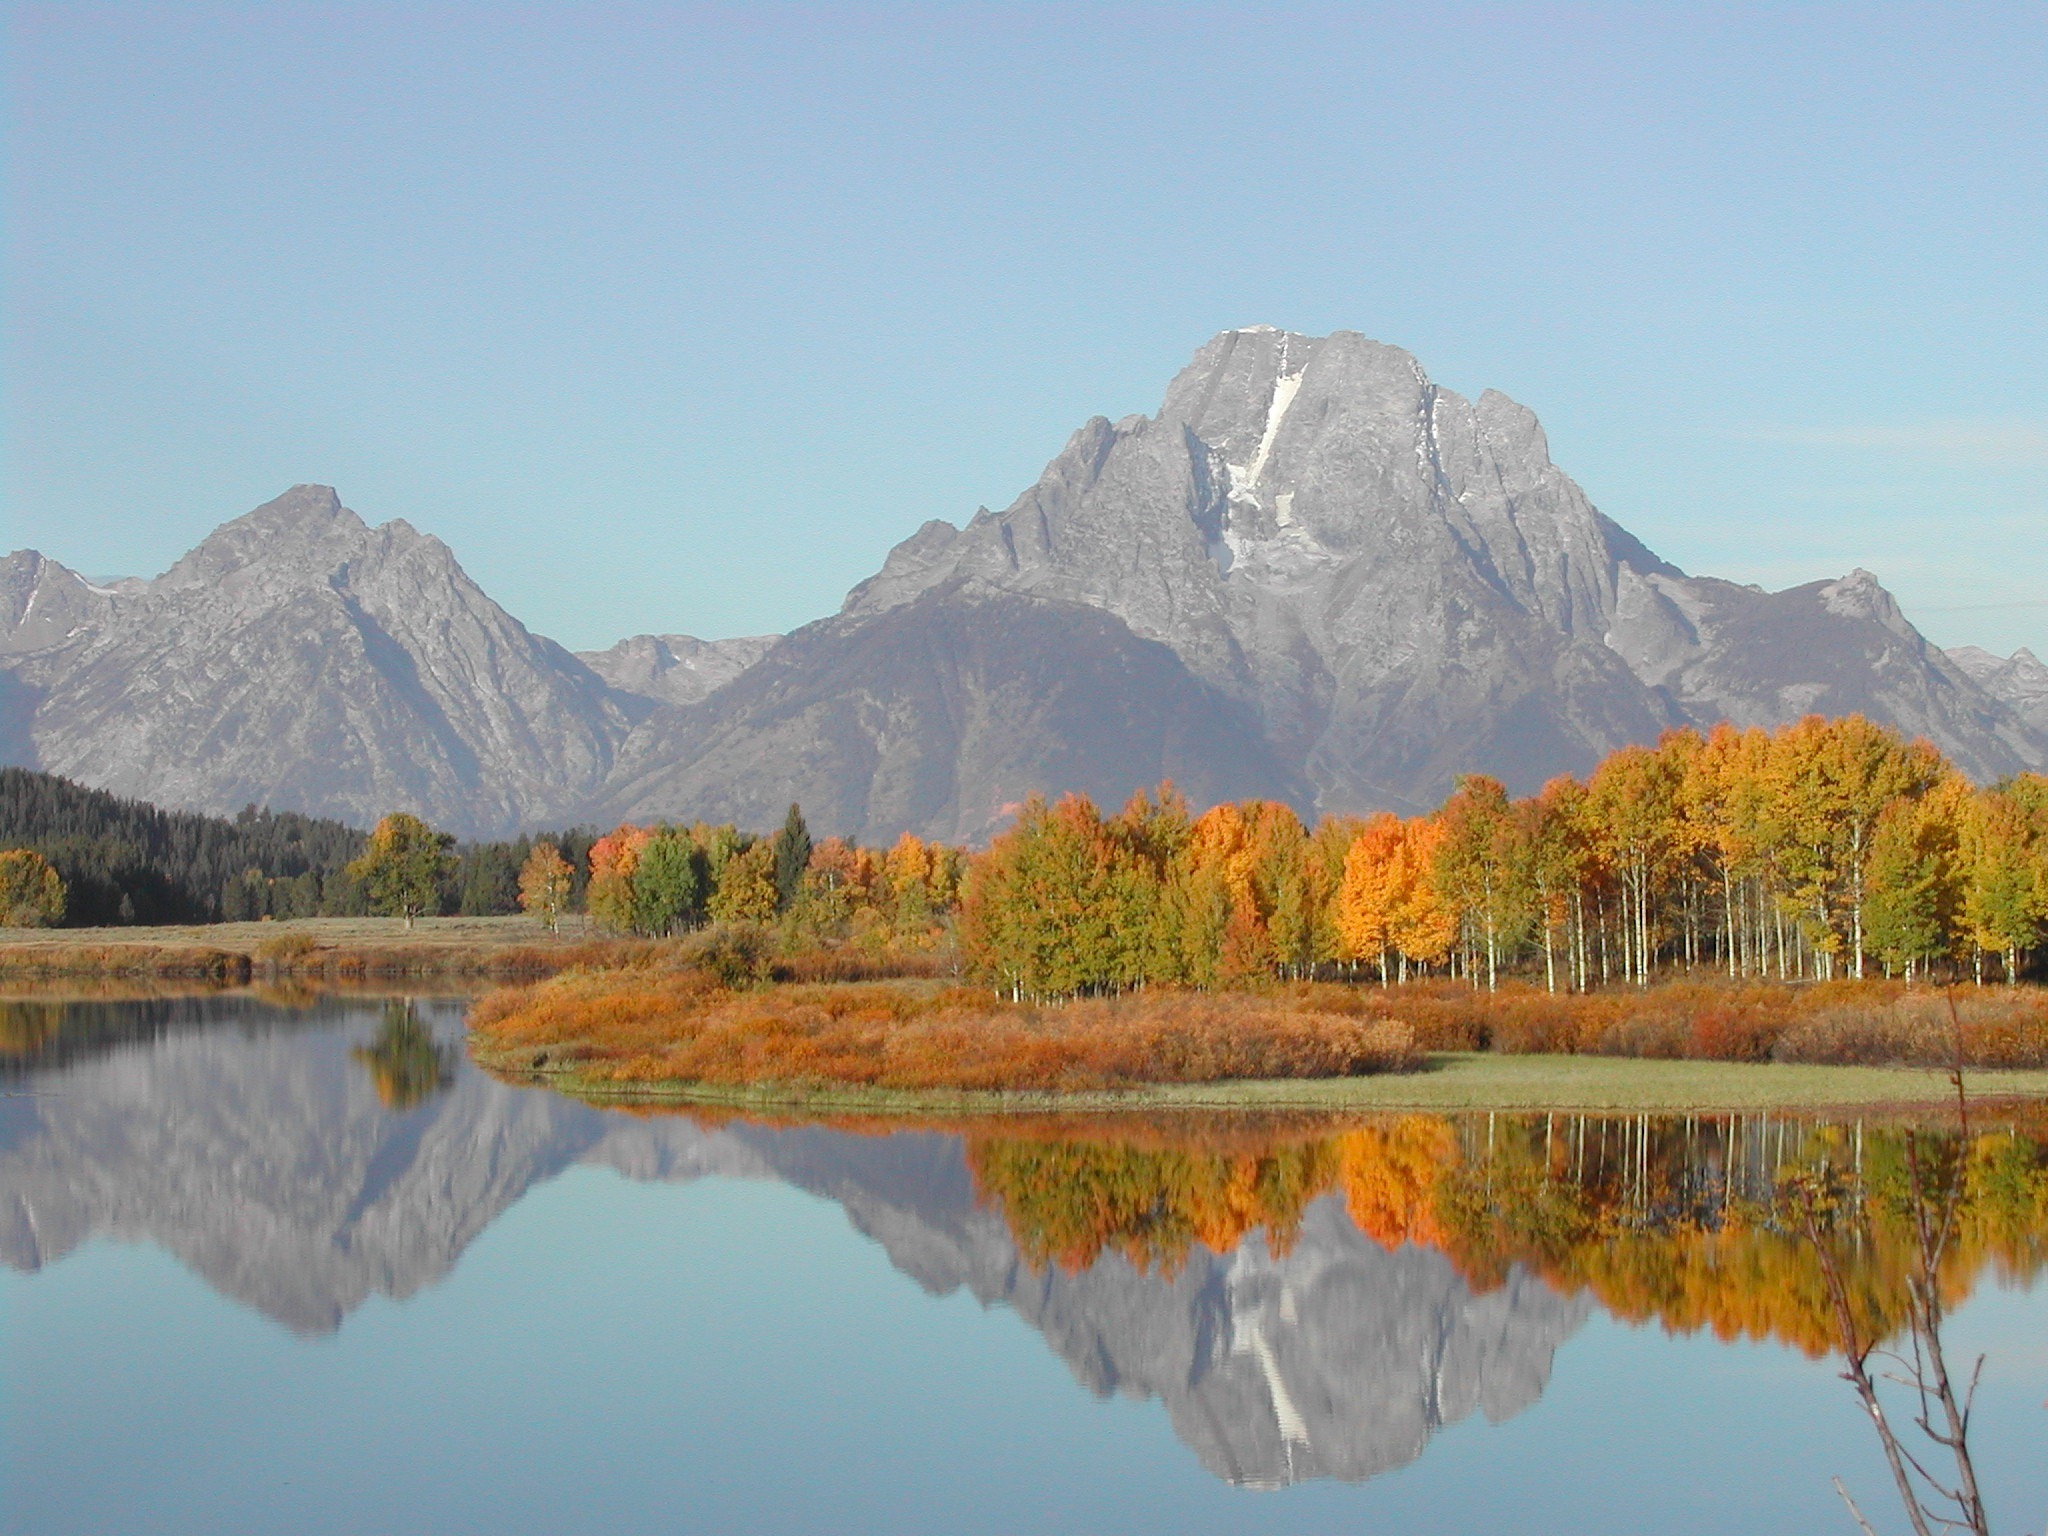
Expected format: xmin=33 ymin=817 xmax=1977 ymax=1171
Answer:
xmin=469 ymin=974 xmax=1418 ymax=1093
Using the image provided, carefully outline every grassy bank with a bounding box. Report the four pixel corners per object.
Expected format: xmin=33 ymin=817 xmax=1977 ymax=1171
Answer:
xmin=0 ymin=914 xmax=648 ymax=982
xmin=486 ymin=1050 xmax=2048 ymax=1115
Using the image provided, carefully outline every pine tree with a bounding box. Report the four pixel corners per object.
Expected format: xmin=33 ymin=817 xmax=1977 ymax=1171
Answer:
xmin=771 ymin=804 xmax=813 ymax=913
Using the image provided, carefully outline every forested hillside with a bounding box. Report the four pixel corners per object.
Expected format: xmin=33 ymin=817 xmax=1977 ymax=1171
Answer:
xmin=0 ymin=769 xmax=609 ymax=927
xmin=0 ymin=768 xmax=371 ymax=924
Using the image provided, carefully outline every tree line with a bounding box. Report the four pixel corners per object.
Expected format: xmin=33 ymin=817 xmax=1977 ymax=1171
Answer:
xmin=0 ymin=768 xmax=607 ymax=927
xmin=9 ymin=715 xmax=2046 ymax=983
xmin=560 ymin=804 xmax=962 ymax=945
xmin=958 ymin=716 xmax=2048 ymax=998
xmin=0 ymin=767 xmax=368 ymax=924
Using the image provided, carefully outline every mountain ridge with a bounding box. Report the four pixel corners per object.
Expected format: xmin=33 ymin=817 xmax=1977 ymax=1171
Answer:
xmin=4 ymin=328 xmax=2042 ymax=838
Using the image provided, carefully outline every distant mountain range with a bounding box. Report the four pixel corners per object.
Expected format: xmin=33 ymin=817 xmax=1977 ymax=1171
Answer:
xmin=4 ymin=327 xmax=2043 ymax=838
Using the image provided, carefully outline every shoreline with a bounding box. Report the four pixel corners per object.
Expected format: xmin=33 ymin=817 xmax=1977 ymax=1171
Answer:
xmin=0 ymin=915 xmax=633 ymax=981
xmin=473 ymin=1050 xmax=2048 ymax=1116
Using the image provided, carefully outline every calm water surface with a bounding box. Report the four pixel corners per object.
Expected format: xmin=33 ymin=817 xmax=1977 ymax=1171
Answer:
xmin=3 ymin=995 xmax=2044 ymax=1535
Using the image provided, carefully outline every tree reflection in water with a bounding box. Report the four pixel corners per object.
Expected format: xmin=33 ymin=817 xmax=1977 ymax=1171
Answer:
xmin=1787 ymin=1027 xmax=2023 ymax=1536
xmin=960 ymin=1101 xmax=2045 ymax=1515
xmin=963 ymin=1107 xmax=2048 ymax=1358
xmin=351 ymin=999 xmax=456 ymax=1110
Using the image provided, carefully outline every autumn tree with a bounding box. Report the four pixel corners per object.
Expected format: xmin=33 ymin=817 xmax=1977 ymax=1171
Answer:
xmin=1524 ymin=778 xmax=1593 ymax=992
xmin=1962 ymin=778 xmax=2048 ymax=983
xmin=1434 ymin=776 xmax=1530 ymax=990
xmin=1305 ymin=813 xmax=1366 ymax=971
xmin=347 ymin=813 xmax=454 ymax=929
xmin=1388 ymin=818 xmax=1457 ymax=980
xmin=883 ymin=832 xmax=940 ymax=936
xmin=516 ymin=841 xmax=574 ymax=932
xmin=708 ymin=838 xmax=778 ymax=925
xmin=586 ymin=825 xmax=651 ymax=933
xmin=0 ymin=848 xmax=65 ymax=927
xmin=1587 ymin=746 xmax=1680 ymax=985
xmin=1335 ymin=813 xmax=1405 ymax=981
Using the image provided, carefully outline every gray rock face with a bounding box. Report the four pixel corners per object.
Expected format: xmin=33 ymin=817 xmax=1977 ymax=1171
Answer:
xmin=1946 ymin=645 xmax=2048 ymax=738
xmin=0 ymin=487 xmax=648 ymax=836
xmin=1 ymin=1003 xmax=1584 ymax=1486
xmin=0 ymin=551 xmax=134 ymax=657
xmin=1606 ymin=569 xmax=2045 ymax=774
xmin=576 ymin=632 xmax=779 ymax=709
xmin=824 ymin=328 xmax=1687 ymax=816
xmin=6 ymin=330 xmax=2040 ymax=839
xmin=597 ymin=585 xmax=1303 ymax=843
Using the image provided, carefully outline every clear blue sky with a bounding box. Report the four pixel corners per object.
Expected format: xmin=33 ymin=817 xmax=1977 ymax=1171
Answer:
xmin=5 ymin=4 xmax=2044 ymax=656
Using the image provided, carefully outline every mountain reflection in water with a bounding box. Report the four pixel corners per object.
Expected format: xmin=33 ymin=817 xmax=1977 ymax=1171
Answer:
xmin=3 ymin=995 xmax=2044 ymax=1495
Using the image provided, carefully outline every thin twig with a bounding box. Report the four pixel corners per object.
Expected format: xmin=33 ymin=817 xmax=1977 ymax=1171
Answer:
xmin=1834 ymin=1477 xmax=1881 ymax=1536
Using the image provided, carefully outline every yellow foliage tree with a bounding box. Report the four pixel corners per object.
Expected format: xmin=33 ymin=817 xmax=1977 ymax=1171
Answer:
xmin=0 ymin=848 xmax=65 ymax=928
xmin=708 ymin=839 xmax=779 ymax=925
xmin=1335 ymin=813 xmax=1405 ymax=980
xmin=516 ymin=841 xmax=574 ymax=933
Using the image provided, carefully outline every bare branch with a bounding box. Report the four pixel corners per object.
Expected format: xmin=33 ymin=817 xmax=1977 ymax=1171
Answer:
xmin=1833 ymin=1478 xmax=1881 ymax=1536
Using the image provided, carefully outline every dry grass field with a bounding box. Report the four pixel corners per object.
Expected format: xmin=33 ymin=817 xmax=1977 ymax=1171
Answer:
xmin=0 ymin=914 xmax=643 ymax=981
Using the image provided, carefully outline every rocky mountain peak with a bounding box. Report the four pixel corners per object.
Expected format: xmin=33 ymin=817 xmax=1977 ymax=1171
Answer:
xmin=1820 ymin=567 xmax=1908 ymax=630
xmin=1946 ymin=643 xmax=2048 ymax=735
xmin=5 ymin=330 xmax=2044 ymax=841
xmin=154 ymin=483 xmax=370 ymax=594
xmin=0 ymin=550 xmax=126 ymax=657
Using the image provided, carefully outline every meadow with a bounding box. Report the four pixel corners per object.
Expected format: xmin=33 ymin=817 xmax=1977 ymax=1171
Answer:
xmin=0 ymin=913 xmax=646 ymax=982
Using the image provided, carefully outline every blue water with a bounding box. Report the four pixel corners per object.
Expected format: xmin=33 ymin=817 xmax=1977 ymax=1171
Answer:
xmin=2 ymin=996 xmax=2042 ymax=1535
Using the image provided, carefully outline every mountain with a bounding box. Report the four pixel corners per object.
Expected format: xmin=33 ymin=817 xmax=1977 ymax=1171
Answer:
xmin=5 ymin=330 xmax=2042 ymax=839
xmin=608 ymin=326 xmax=2046 ymax=836
xmin=1946 ymin=646 xmax=2048 ymax=739
xmin=576 ymin=632 xmax=778 ymax=708
xmin=0 ymin=486 xmax=647 ymax=837
xmin=593 ymin=585 xmax=1302 ymax=842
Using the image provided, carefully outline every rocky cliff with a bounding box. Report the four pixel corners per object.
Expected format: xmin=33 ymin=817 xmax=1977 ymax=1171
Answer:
xmin=1947 ymin=645 xmax=2048 ymax=738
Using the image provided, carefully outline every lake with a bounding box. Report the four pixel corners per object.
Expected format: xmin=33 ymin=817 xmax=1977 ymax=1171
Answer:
xmin=3 ymin=994 xmax=2044 ymax=1535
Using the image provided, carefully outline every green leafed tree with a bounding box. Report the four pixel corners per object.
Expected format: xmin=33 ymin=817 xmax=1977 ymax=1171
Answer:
xmin=1862 ymin=782 xmax=1966 ymax=981
xmin=634 ymin=826 xmax=706 ymax=935
xmin=347 ymin=813 xmax=455 ymax=929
